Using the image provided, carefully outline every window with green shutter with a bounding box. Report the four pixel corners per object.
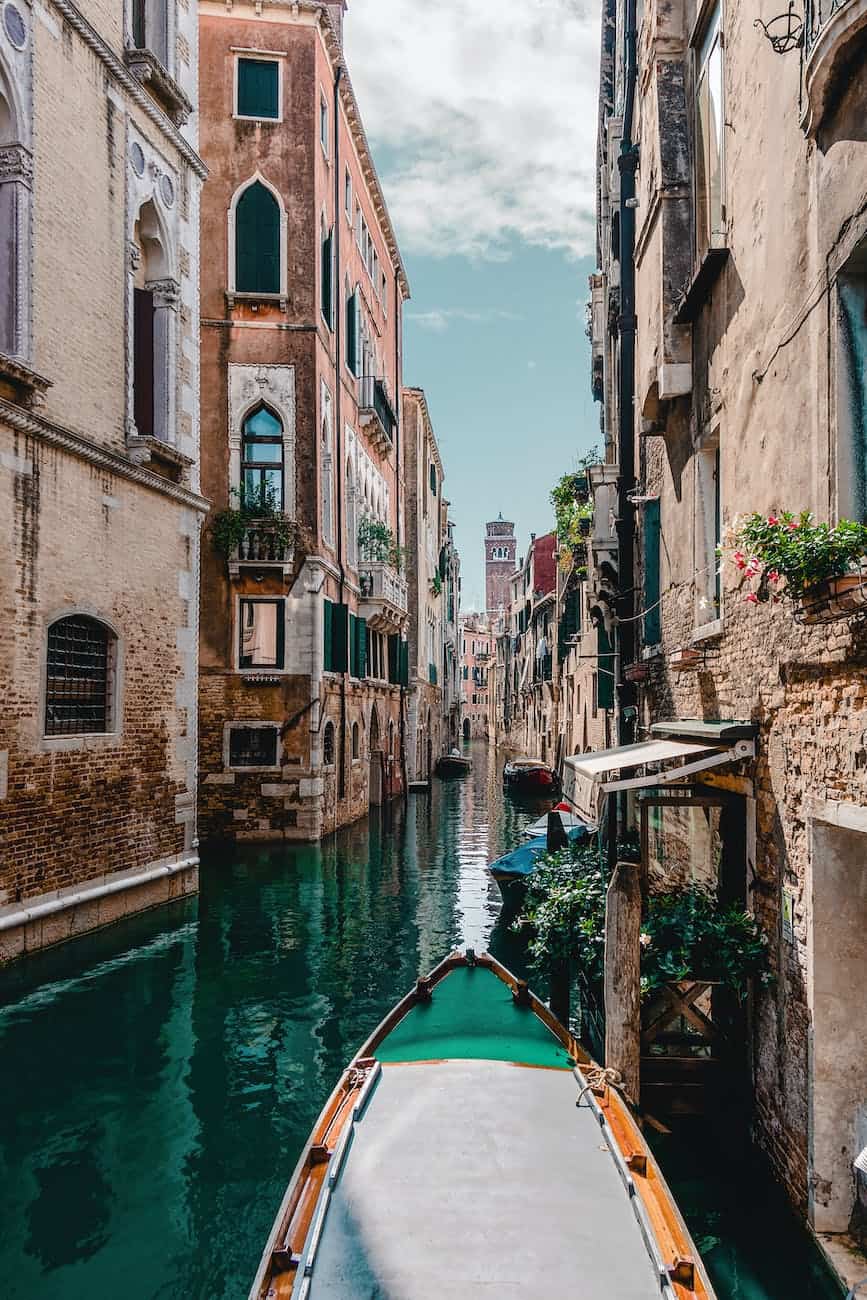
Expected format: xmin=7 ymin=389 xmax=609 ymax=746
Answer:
xmin=321 ymin=227 xmax=333 ymax=328
xmin=597 ymin=623 xmax=614 ymax=710
xmin=235 ymin=182 xmax=281 ymax=294
xmin=349 ymin=614 xmax=368 ymax=678
xmin=346 ymin=290 xmax=359 ymax=374
xmin=331 ymin=601 xmax=349 ymax=672
xmin=643 ymin=498 xmax=661 ymax=645
xmin=236 ymin=58 xmax=279 ymax=120
xmin=323 ymin=599 xmax=334 ymax=672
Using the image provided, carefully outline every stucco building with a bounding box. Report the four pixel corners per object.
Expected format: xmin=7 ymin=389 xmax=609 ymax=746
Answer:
xmin=460 ymin=613 xmax=491 ymax=740
xmin=592 ymin=0 xmax=867 ymax=1277
xmin=0 ymin=0 xmax=206 ymax=960
xmin=197 ymin=0 xmax=412 ymax=842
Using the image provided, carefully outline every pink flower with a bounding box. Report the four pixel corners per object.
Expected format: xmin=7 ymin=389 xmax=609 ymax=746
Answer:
xmin=788 ymin=520 xmax=799 ymax=531
xmin=768 ymin=515 xmax=779 ymax=526
xmin=745 ymin=593 xmax=759 ymax=605
xmin=767 ymin=569 xmax=780 ymax=583
xmin=745 ymin=557 xmax=761 ymax=577
xmin=733 ymin=550 xmax=747 ymax=571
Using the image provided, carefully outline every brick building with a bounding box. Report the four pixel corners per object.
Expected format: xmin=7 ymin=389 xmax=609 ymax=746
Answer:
xmin=591 ymin=0 xmax=867 ymax=1281
xmin=485 ymin=514 xmax=515 ymax=617
xmin=197 ymin=0 xmax=412 ymax=841
xmin=0 ymin=0 xmax=206 ymax=960
xmin=460 ymin=613 xmax=492 ymax=740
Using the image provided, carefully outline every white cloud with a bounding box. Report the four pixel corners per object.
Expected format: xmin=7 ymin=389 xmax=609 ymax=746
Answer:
xmin=344 ymin=0 xmax=600 ymax=261
xmin=407 ymin=307 xmax=523 ymax=332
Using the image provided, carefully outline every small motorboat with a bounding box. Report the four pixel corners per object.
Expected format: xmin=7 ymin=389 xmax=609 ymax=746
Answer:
xmin=502 ymin=755 xmax=559 ymax=794
xmin=489 ymin=823 xmax=593 ymax=897
xmin=435 ymin=749 xmax=471 ymax=777
xmin=250 ymin=950 xmax=714 ymax=1300
xmin=522 ymin=805 xmax=592 ymax=839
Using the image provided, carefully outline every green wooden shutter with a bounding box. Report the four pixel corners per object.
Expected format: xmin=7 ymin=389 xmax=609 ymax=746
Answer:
xmin=235 ymin=182 xmax=280 ymax=294
xmin=643 ymin=498 xmax=661 ymax=645
xmin=237 ymin=59 xmax=278 ymax=119
xmin=597 ymin=623 xmax=614 ymax=710
xmin=323 ymin=599 xmax=334 ymax=671
xmin=387 ymin=634 xmax=399 ymax=684
xmin=321 ymin=229 xmax=333 ymax=327
xmin=356 ymin=616 xmax=367 ymax=679
xmin=346 ymin=291 xmax=357 ymax=374
xmin=332 ymin=602 xmax=349 ymax=673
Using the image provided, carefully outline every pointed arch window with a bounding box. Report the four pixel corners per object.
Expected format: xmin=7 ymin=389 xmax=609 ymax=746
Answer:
xmin=235 ymin=181 xmax=281 ymax=294
xmin=242 ymin=405 xmax=284 ymax=511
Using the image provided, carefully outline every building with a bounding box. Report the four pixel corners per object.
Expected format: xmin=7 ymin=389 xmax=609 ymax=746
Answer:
xmin=591 ymin=0 xmax=867 ymax=1279
xmin=460 ymin=614 xmax=492 ymax=740
xmin=440 ymin=516 xmax=462 ymax=750
xmin=485 ymin=515 xmax=516 ymax=617
xmin=197 ymin=0 xmax=412 ymax=841
xmin=0 ymin=0 xmax=206 ymax=960
xmin=403 ymin=387 xmax=444 ymax=785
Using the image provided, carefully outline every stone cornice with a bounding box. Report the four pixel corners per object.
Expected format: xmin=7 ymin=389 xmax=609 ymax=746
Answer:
xmin=48 ymin=0 xmax=208 ymax=180
xmin=0 ymin=397 xmax=210 ymax=513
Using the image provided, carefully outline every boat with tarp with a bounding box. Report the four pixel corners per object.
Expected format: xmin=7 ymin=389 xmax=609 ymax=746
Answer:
xmin=250 ymin=950 xmax=715 ymax=1300
xmin=434 ymin=750 xmax=472 ymax=776
xmin=502 ymin=755 xmax=559 ymax=795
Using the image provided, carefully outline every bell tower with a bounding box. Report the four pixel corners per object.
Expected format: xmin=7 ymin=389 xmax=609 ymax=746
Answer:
xmin=485 ymin=515 xmax=516 ymax=616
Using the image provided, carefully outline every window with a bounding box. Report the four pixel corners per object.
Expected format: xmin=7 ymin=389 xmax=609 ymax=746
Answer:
xmin=321 ymin=389 xmax=334 ymax=546
xmin=344 ymin=167 xmax=352 ymax=219
xmin=694 ymin=438 xmax=721 ymax=626
xmin=235 ymin=181 xmax=281 ymax=294
xmin=45 ymin=616 xmax=115 ymax=736
xmin=694 ymin=4 xmax=725 ymax=256
xmin=236 ymin=58 xmax=279 ymax=120
xmin=837 ymin=263 xmax=867 ymax=522
xmin=239 ymin=599 xmax=285 ymax=669
xmin=0 ymin=60 xmax=30 ymax=361
xmin=381 ymin=273 xmax=388 ymax=315
xmin=242 ymin=405 xmax=283 ymax=511
xmin=321 ymin=225 xmax=334 ymax=327
xmin=352 ymin=722 xmax=360 ymax=760
xmin=131 ymin=0 xmax=168 ymax=66
xmin=319 ymin=94 xmax=329 ymax=155
xmin=323 ymin=599 xmax=349 ymax=672
xmin=643 ymin=498 xmax=662 ymax=645
xmin=350 ymin=613 xmax=367 ymax=678
xmin=430 ymin=464 xmax=437 ymax=496
xmin=229 ymin=725 xmax=278 ymax=769
xmin=322 ymin=720 xmax=335 ymax=766
xmin=346 ymin=288 xmax=359 ymax=374
xmin=132 ymin=199 xmax=173 ymax=442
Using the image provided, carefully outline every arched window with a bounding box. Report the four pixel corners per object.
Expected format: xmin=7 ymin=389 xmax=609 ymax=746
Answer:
xmin=388 ymin=720 xmax=395 ymax=756
xmin=346 ymin=458 xmax=358 ymax=566
xmin=0 ymin=55 xmax=31 ymax=360
xmin=322 ymin=719 xmax=335 ymax=766
xmin=132 ymin=198 xmax=175 ymax=442
xmin=242 ymin=405 xmax=283 ymax=511
xmin=352 ymin=722 xmax=360 ymax=760
xmin=45 ymin=616 xmax=116 ymax=736
xmin=235 ymin=181 xmax=281 ymax=294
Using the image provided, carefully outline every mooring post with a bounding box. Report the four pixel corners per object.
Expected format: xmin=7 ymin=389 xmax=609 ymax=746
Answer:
xmin=604 ymin=859 xmax=642 ymax=1102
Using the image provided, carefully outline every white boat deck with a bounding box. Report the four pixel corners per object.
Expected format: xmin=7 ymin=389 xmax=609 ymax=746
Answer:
xmin=294 ymin=1058 xmax=671 ymax=1299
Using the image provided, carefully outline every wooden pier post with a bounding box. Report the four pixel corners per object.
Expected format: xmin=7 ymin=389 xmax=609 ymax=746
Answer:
xmin=604 ymin=860 xmax=642 ymax=1102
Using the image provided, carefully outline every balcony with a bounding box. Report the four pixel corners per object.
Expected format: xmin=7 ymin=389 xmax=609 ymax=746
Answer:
xmin=358 ymin=376 xmax=396 ymax=454
xmin=358 ymin=561 xmax=408 ymax=634
xmin=803 ymin=0 xmax=867 ymax=133
xmin=228 ymin=520 xmax=296 ymax=579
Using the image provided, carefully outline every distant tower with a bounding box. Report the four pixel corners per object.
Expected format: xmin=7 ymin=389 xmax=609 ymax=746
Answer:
xmin=485 ymin=514 xmax=516 ymax=616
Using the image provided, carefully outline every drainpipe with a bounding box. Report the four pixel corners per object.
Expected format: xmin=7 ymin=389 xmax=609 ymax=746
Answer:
xmin=395 ymin=268 xmax=409 ymax=803
xmin=616 ymin=0 xmax=639 ymax=830
xmin=333 ymin=63 xmax=347 ymax=802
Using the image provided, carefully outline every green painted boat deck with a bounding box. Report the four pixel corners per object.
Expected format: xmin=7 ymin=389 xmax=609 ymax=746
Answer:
xmin=375 ymin=964 xmax=574 ymax=1069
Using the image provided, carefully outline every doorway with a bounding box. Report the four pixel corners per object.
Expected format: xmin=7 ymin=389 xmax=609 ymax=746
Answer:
xmin=369 ymin=707 xmax=382 ymax=807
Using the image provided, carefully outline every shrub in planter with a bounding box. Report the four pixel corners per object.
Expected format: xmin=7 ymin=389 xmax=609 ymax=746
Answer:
xmin=210 ymin=485 xmax=293 ymax=557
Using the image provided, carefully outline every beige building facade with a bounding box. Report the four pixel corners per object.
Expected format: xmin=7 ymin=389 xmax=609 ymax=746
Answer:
xmin=593 ymin=0 xmax=867 ymax=1276
xmin=0 ymin=0 xmax=206 ymax=960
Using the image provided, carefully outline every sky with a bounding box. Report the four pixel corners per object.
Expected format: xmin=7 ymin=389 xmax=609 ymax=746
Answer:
xmin=344 ymin=0 xmax=603 ymax=610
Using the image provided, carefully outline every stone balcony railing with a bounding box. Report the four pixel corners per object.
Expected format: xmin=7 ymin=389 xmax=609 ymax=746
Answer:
xmin=228 ymin=520 xmax=296 ymax=579
xmin=802 ymin=0 xmax=867 ymax=133
xmin=358 ymin=376 xmax=397 ymax=454
xmin=358 ymin=561 xmax=408 ymax=633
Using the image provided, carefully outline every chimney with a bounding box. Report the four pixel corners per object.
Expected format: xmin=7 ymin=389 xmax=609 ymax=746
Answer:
xmin=322 ymin=1 xmax=347 ymax=43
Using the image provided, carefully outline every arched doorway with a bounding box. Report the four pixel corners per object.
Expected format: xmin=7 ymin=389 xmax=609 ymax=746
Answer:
xmin=463 ymin=717 xmax=470 ymax=742
xmin=369 ymin=706 xmax=382 ymax=806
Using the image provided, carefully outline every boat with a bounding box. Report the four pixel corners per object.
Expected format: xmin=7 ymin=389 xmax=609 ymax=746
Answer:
xmin=502 ymin=755 xmax=559 ymax=794
xmin=434 ymin=749 xmax=472 ymax=776
xmin=250 ymin=949 xmax=714 ymax=1300
xmin=522 ymin=804 xmax=592 ymax=839
xmin=489 ymin=822 xmax=593 ymax=897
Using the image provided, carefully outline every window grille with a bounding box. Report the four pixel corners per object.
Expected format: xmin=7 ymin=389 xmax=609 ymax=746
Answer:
xmin=229 ymin=726 xmax=278 ymax=768
xmin=323 ymin=720 xmax=335 ymax=766
xmin=45 ymin=616 xmax=112 ymax=736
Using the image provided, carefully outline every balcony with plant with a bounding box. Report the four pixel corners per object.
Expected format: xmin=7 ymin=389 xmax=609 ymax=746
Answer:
xmin=357 ymin=517 xmax=408 ymax=632
xmin=211 ymin=485 xmax=296 ymax=578
xmin=551 ymin=450 xmax=599 ymax=568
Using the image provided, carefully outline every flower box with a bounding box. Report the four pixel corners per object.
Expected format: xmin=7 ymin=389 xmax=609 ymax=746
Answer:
xmin=669 ymin=646 xmax=704 ymax=673
xmin=624 ymin=662 xmax=648 ymax=683
xmin=795 ymin=571 xmax=867 ymax=626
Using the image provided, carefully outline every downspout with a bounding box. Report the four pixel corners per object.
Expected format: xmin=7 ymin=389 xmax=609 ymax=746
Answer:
xmin=395 ymin=269 xmax=409 ymax=803
xmin=615 ymin=0 xmax=639 ymax=837
xmin=333 ymin=62 xmax=347 ymax=802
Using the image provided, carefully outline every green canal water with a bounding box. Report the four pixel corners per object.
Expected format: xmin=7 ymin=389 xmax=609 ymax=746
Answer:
xmin=0 ymin=743 xmax=843 ymax=1299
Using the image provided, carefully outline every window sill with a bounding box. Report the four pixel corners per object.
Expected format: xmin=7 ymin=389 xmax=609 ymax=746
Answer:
xmin=225 ymin=765 xmax=282 ymax=776
xmin=240 ymin=673 xmax=284 ymax=685
xmin=41 ymin=732 xmax=122 ymax=753
xmin=0 ymin=351 xmax=52 ymax=410
xmin=226 ymin=291 xmax=288 ymax=312
xmin=234 ymin=113 xmax=281 ymax=125
xmin=690 ymin=617 xmax=724 ymax=644
xmin=124 ymin=47 xmax=192 ymax=125
xmin=673 ymin=245 xmax=730 ymax=325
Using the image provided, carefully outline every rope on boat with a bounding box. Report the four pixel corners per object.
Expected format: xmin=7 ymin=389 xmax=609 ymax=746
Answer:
xmin=576 ymin=1065 xmax=624 ymax=1106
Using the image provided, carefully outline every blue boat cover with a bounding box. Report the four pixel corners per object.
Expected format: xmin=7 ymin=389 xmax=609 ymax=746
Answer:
xmin=489 ymin=824 xmax=591 ymax=880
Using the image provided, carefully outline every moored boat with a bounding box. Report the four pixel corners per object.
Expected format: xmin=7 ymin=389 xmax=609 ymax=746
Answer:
xmin=489 ymin=822 xmax=593 ymax=900
xmin=250 ymin=950 xmax=715 ymax=1300
xmin=502 ymin=755 xmax=559 ymax=794
xmin=522 ymin=804 xmax=593 ymax=839
xmin=434 ymin=750 xmax=472 ymax=776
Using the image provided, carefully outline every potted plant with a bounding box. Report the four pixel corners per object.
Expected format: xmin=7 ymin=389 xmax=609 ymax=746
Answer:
xmin=624 ymin=661 xmax=648 ymax=683
xmin=669 ymin=646 xmax=704 ymax=672
xmin=210 ymin=485 xmax=293 ymax=559
xmin=724 ymin=511 xmax=867 ymax=625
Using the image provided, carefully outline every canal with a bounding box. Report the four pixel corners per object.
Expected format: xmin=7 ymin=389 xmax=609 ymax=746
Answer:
xmin=0 ymin=743 xmax=842 ymax=1299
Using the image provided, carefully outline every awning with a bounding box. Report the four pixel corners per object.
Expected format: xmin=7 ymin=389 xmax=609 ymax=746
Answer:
xmin=562 ymin=733 xmax=756 ymax=824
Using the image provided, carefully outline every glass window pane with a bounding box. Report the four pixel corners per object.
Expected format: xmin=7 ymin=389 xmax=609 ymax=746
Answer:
xmin=244 ymin=441 xmax=282 ymax=464
xmin=244 ymin=407 xmax=282 ymax=440
xmin=237 ymin=59 xmax=279 ymax=120
xmin=264 ymin=469 xmax=283 ymax=510
xmin=241 ymin=601 xmax=279 ymax=667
